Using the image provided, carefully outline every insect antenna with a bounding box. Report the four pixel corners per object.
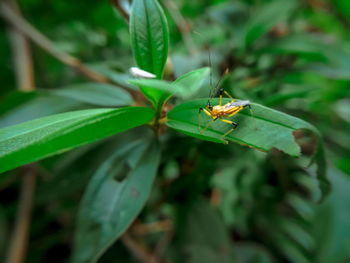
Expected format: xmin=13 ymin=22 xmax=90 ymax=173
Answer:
xmin=205 ymin=45 xmax=230 ymax=101
xmin=211 ymin=68 xmax=229 ymax=100
xmin=205 ymin=44 xmax=214 ymax=99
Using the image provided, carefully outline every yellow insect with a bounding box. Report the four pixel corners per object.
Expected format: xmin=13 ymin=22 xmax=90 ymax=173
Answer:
xmin=198 ymin=69 xmax=256 ymax=140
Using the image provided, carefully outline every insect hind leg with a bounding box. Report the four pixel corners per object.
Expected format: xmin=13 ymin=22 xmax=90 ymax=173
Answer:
xmin=220 ymin=118 xmax=238 ymax=139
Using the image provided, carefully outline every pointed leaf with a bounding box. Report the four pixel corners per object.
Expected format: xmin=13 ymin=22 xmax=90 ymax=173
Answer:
xmin=128 ymin=67 xmax=209 ymax=108
xmin=128 ymin=79 xmax=175 ymax=109
xmin=166 ymin=98 xmax=329 ymax=199
xmin=173 ymin=67 xmax=210 ymax=99
xmin=0 ymin=94 xmax=85 ymax=128
xmin=0 ymin=107 xmax=154 ymax=173
xmin=72 ymin=139 xmax=161 ymax=263
xmin=49 ymin=83 xmax=133 ymax=107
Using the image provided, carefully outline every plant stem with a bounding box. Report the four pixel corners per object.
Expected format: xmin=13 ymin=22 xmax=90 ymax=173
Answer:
xmin=131 ymin=219 xmax=172 ymax=235
xmin=0 ymin=2 xmax=108 ymax=83
xmin=5 ymin=166 xmax=36 ymax=263
xmin=162 ymin=0 xmax=196 ymax=55
xmin=111 ymin=0 xmax=131 ymax=21
xmin=5 ymin=4 xmax=37 ymax=262
xmin=6 ymin=0 xmax=34 ymax=92
xmin=121 ymin=233 xmax=159 ymax=263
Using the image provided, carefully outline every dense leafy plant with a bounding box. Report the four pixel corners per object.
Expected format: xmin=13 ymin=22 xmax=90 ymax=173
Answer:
xmin=1 ymin=0 xmax=350 ymax=263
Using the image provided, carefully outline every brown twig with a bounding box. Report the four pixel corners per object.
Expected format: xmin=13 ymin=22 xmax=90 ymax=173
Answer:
xmin=162 ymin=0 xmax=196 ymax=55
xmin=111 ymin=0 xmax=131 ymax=21
xmin=5 ymin=166 xmax=36 ymax=263
xmin=130 ymin=220 xmax=173 ymax=262
xmin=4 ymin=3 xmax=37 ymax=262
xmin=132 ymin=219 xmax=172 ymax=235
xmin=154 ymin=229 xmax=173 ymax=261
xmin=121 ymin=233 xmax=159 ymax=263
xmin=0 ymin=1 xmax=108 ymax=83
xmin=6 ymin=0 xmax=34 ymax=91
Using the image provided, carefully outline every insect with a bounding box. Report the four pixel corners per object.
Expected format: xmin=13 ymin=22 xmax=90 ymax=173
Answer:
xmin=198 ymin=67 xmax=256 ymax=140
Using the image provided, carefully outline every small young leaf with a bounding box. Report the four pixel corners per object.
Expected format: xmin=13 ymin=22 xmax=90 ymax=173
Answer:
xmin=72 ymin=139 xmax=161 ymax=263
xmin=129 ymin=67 xmax=209 ymax=108
xmin=173 ymin=67 xmax=210 ymax=99
xmin=244 ymin=0 xmax=298 ymax=48
xmin=166 ymin=98 xmax=329 ymax=198
xmin=128 ymin=79 xmax=175 ymax=109
xmin=130 ymin=0 xmax=169 ymax=79
xmin=49 ymin=83 xmax=133 ymax=107
xmin=0 ymin=107 xmax=154 ymax=173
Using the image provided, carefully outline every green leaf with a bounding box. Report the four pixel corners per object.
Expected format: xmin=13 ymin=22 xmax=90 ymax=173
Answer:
xmin=128 ymin=67 xmax=209 ymax=108
xmin=173 ymin=67 xmax=210 ymax=99
xmin=256 ymin=34 xmax=329 ymax=61
xmin=128 ymin=79 xmax=175 ymax=109
xmin=177 ymin=199 xmax=233 ymax=263
xmin=262 ymin=84 xmax=317 ymax=107
xmin=257 ymin=34 xmax=350 ymax=80
xmin=335 ymin=99 xmax=350 ymax=123
xmin=308 ymin=47 xmax=350 ymax=79
xmin=0 ymin=91 xmax=37 ymax=116
xmin=312 ymin=167 xmax=350 ymax=262
xmin=0 ymin=95 xmax=85 ymax=129
xmin=244 ymin=0 xmax=298 ymax=48
xmin=72 ymin=139 xmax=161 ymax=263
xmin=130 ymin=0 xmax=169 ymax=79
xmin=234 ymin=243 xmax=273 ymax=263
xmin=166 ymin=98 xmax=329 ymax=199
xmin=49 ymin=83 xmax=133 ymax=107
xmin=333 ymin=0 xmax=350 ymax=20
xmin=0 ymin=107 xmax=154 ymax=173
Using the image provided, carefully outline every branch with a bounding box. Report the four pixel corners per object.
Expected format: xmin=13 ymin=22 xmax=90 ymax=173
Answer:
xmin=111 ymin=0 xmax=130 ymax=21
xmin=162 ymin=0 xmax=196 ymax=55
xmin=132 ymin=219 xmax=172 ymax=235
xmin=5 ymin=166 xmax=36 ymax=263
xmin=0 ymin=2 xmax=108 ymax=83
xmin=121 ymin=233 xmax=159 ymax=263
xmin=154 ymin=229 xmax=173 ymax=261
xmin=6 ymin=0 xmax=34 ymax=92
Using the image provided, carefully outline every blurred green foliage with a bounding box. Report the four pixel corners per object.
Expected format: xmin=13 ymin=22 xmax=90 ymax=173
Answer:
xmin=1 ymin=0 xmax=350 ymax=263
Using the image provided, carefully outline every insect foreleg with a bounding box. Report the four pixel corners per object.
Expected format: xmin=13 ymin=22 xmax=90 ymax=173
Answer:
xmin=224 ymin=90 xmax=234 ymax=102
xmin=219 ymin=88 xmax=235 ymax=105
xmin=200 ymin=117 xmax=217 ymax=135
xmin=199 ymin=107 xmax=214 ymax=132
xmin=202 ymin=108 xmax=212 ymax=117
